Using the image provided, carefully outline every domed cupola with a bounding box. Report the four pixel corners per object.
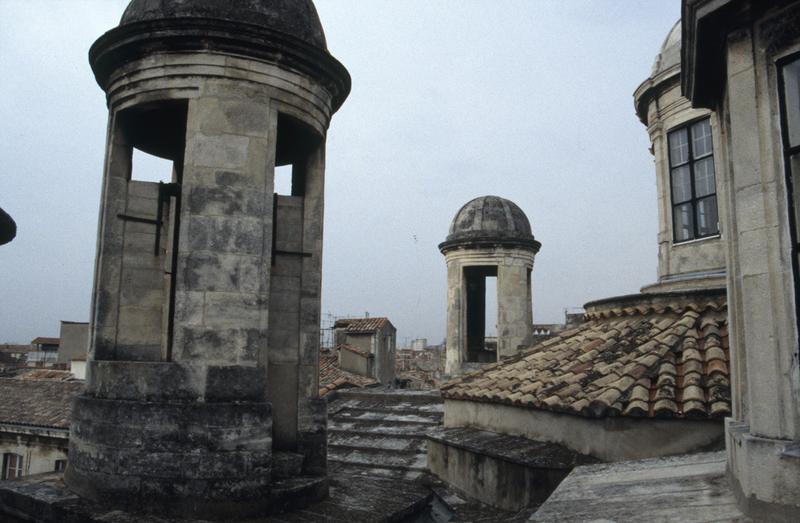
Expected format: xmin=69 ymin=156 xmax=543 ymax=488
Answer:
xmin=90 ymin=0 xmax=350 ymax=111
xmin=120 ymin=0 xmax=328 ymax=49
xmin=439 ymin=195 xmax=540 ymax=253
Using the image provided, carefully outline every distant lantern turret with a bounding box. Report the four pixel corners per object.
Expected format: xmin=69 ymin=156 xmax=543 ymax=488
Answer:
xmin=65 ymin=0 xmax=350 ymax=518
xmin=439 ymin=196 xmax=540 ymax=375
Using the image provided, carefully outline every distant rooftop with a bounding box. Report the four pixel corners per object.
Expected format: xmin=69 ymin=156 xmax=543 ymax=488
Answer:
xmin=319 ymin=349 xmax=377 ymax=397
xmin=334 ymin=317 xmax=394 ymax=334
xmin=30 ymin=337 xmax=60 ymax=346
xmin=0 ymin=378 xmax=84 ymax=429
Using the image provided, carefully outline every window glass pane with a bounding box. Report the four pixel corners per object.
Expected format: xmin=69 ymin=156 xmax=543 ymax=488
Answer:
xmin=691 ymin=119 xmax=713 ymax=158
xmin=671 ymin=165 xmax=692 ymax=203
xmin=694 ymin=156 xmax=716 ymax=197
xmin=674 ymin=203 xmax=694 ymax=242
xmin=790 ymin=153 xmax=800 ymax=246
xmin=696 ymin=196 xmax=719 ymax=236
xmin=783 ymin=59 xmax=800 ymax=148
xmin=668 ymin=128 xmax=689 ymax=166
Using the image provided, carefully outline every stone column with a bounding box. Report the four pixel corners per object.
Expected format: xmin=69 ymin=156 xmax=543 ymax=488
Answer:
xmin=445 ymin=258 xmax=465 ymax=375
xmin=173 ymin=90 xmax=274 ymax=366
xmin=89 ymin=118 xmax=131 ymax=362
xmin=497 ymin=261 xmax=533 ymax=358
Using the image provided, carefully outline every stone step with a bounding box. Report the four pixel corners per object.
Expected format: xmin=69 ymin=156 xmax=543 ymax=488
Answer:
xmin=327 ymin=461 xmax=427 ymax=482
xmin=330 ymin=409 xmax=442 ymax=424
xmin=328 ymin=418 xmax=442 ymax=436
xmin=334 ymin=389 xmax=442 ymax=405
xmin=330 ymin=398 xmax=444 ymax=415
xmin=328 ymin=431 xmax=428 ymax=453
xmin=327 ymin=446 xmax=429 ymax=472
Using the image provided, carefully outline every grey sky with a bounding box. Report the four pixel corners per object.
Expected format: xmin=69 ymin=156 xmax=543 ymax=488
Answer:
xmin=0 ymin=1 xmax=679 ymax=345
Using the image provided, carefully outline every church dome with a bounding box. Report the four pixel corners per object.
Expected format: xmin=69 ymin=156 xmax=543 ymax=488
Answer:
xmin=120 ymin=0 xmax=327 ymax=49
xmin=651 ymin=21 xmax=681 ymax=78
xmin=440 ymin=196 xmax=540 ymax=253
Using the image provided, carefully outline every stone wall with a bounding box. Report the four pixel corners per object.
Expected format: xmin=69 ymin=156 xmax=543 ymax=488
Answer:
xmin=0 ymin=430 xmax=68 ymax=477
xmin=444 ymin=399 xmax=723 ymax=462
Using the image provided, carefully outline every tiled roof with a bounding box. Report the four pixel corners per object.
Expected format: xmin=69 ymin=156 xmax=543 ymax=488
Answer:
xmin=17 ymin=369 xmax=76 ymax=381
xmin=0 ymin=378 xmax=84 ymax=429
xmin=31 ymin=337 xmax=60 ymax=346
xmin=0 ymin=344 xmax=32 ymax=353
xmin=334 ymin=317 xmax=394 ymax=333
xmin=319 ymin=349 xmax=377 ymax=397
xmin=339 ymin=344 xmax=372 ymax=358
xmin=442 ymin=291 xmax=730 ymax=420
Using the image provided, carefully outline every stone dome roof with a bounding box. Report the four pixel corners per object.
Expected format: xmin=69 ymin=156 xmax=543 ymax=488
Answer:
xmin=651 ymin=21 xmax=681 ymax=77
xmin=120 ymin=0 xmax=327 ymax=49
xmin=439 ymin=196 xmax=540 ymax=253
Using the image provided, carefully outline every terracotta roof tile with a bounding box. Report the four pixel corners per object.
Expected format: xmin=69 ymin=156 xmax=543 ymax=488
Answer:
xmin=441 ymin=291 xmax=729 ymax=420
xmin=30 ymin=337 xmax=60 ymax=346
xmin=334 ymin=317 xmax=394 ymax=334
xmin=319 ymin=349 xmax=377 ymax=397
xmin=0 ymin=378 xmax=83 ymax=428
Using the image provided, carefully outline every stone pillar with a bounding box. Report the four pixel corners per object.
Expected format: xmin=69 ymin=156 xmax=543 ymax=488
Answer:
xmin=497 ymin=262 xmax=534 ymax=358
xmin=719 ymin=23 xmax=800 ymax=519
xmin=445 ymin=259 xmax=466 ymax=375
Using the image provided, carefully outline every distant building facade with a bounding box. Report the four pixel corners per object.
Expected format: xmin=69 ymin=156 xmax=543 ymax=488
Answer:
xmin=26 ymin=337 xmax=60 ymax=368
xmin=396 ymin=344 xmax=445 ymax=390
xmin=334 ymin=317 xmax=396 ymax=384
xmin=57 ymin=322 xmax=88 ymax=380
xmin=0 ymin=379 xmax=83 ymax=480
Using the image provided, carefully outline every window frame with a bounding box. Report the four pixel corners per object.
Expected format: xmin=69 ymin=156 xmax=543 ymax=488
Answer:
xmin=2 ymin=452 xmax=24 ymax=480
xmin=776 ymin=52 xmax=800 ymax=359
xmin=667 ymin=117 xmax=720 ymax=243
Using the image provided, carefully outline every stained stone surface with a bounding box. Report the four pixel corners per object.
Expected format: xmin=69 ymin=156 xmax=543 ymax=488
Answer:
xmin=529 ymin=451 xmax=749 ymax=522
xmin=120 ymin=0 xmax=328 ymax=49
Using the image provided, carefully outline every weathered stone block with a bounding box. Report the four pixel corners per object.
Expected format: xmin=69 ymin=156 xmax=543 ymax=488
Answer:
xmin=187 ymin=133 xmax=250 ymax=170
xmin=205 ymin=365 xmax=266 ymax=402
xmin=186 ymin=215 xmax=264 ymax=256
xmin=203 ymin=291 xmax=262 ymax=327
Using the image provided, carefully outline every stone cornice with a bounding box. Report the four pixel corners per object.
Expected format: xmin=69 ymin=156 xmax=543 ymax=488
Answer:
xmin=89 ymin=18 xmax=351 ymax=112
xmin=438 ymin=237 xmax=541 ymax=256
xmin=682 ymin=0 xmax=740 ymax=109
xmin=633 ymin=64 xmax=681 ymax=126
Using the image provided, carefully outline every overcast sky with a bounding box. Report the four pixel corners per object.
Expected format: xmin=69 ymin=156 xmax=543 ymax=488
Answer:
xmin=0 ymin=1 xmax=679 ymax=345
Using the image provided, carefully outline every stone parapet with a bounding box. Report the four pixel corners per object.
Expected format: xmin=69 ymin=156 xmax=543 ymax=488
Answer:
xmin=726 ymin=419 xmax=800 ymax=522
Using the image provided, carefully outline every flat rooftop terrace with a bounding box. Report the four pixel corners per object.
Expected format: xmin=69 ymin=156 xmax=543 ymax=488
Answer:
xmin=530 ymin=451 xmax=749 ymax=522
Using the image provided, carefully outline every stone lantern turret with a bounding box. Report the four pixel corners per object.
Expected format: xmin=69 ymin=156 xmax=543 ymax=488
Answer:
xmin=440 ymin=196 xmax=541 ymax=375
xmin=65 ymin=0 xmax=350 ymax=518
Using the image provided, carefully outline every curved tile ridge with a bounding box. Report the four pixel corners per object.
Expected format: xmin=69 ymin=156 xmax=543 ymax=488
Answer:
xmin=441 ymin=292 xmax=729 ymax=421
xmin=584 ymin=298 xmax=726 ymax=321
